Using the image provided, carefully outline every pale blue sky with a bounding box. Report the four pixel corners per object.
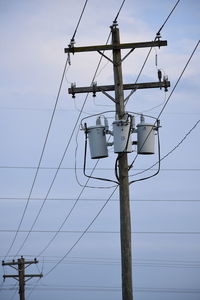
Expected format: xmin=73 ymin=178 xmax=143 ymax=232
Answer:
xmin=0 ymin=1 xmax=200 ymax=299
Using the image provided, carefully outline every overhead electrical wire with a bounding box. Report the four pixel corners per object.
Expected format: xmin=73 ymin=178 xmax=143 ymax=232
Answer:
xmin=0 ymin=197 xmax=200 ymax=202
xmin=36 ymin=160 xmax=113 ymax=257
xmin=3 ymin=58 xmax=70 ymax=261
xmin=44 ymin=186 xmax=118 ymax=277
xmin=12 ymin=0 xmax=127 ymax=260
xmin=2 ymin=0 xmax=91 ymax=258
xmin=1 ymin=230 xmax=200 ymax=235
xmin=128 ymin=40 xmax=200 ymax=177
xmin=4 ymin=0 xmax=90 ymax=259
xmin=157 ymin=41 xmax=199 ymax=120
xmin=8 ymin=256 xmax=199 ymax=269
xmin=130 ymin=118 xmax=200 ymax=178
xmin=125 ymin=0 xmax=181 ymax=105
xmin=39 ymin=4 xmax=200 ymax=280
xmin=2 ymin=1 xmax=199 ymax=299
xmin=0 ymin=195 xmax=199 ymax=202
xmin=13 ymin=32 xmax=111 ymax=258
xmin=75 ymin=116 xmax=118 ymax=188
xmin=6 ymin=0 xmax=195 ymax=296
xmin=157 ymin=0 xmax=181 ymax=35
xmin=113 ymin=0 xmax=126 ymax=23
xmin=71 ymin=0 xmax=88 ymax=42
xmin=0 ymin=165 xmax=199 ymax=171
xmin=33 ymin=0 xmax=128 ymax=260
xmin=3 ymin=286 xmax=200 ymax=294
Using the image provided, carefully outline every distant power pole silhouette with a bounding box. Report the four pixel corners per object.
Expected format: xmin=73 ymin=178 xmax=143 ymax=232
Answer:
xmin=2 ymin=256 xmax=43 ymax=300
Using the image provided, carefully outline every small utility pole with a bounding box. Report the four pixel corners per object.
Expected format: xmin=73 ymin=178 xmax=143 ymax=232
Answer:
xmin=2 ymin=256 xmax=43 ymax=300
xmin=65 ymin=21 xmax=170 ymax=300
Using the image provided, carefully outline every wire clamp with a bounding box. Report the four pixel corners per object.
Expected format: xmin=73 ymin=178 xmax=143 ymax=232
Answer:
xmin=156 ymin=32 xmax=161 ymax=48
xmin=68 ymin=38 xmax=75 ymax=55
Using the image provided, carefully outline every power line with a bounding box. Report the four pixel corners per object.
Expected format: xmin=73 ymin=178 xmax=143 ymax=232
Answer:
xmin=13 ymin=1 xmax=128 ymax=259
xmin=0 ymin=166 xmax=199 ymax=170
xmin=113 ymin=0 xmax=126 ymax=23
xmin=6 ymin=0 xmax=90 ymax=259
xmin=13 ymin=41 xmax=111 ymax=257
xmin=130 ymin=119 xmax=200 ymax=178
xmin=44 ymin=186 xmax=118 ymax=276
xmin=71 ymin=0 xmax=88 ymax=41
xmin=129 ymin=40 xmax=200 ymax=174
xmin=3 ymin=58 xmax=69 ymax=261
xmin=11 ymin=0 xmax=193 ymax=294
xmin=36 ymin=160 xmax=102 ymax=257
xmin=157 ymin=41 xmax=200 ymax=120
xmin=0 ymin=197 xmax=200 ymax=202
xmin=2 ymin=286 xmax=200 ymax=294
xmin=126 ymin=0 xmax=181 ymax=103
xmin=157 ymin=0 xmax=181 ymax=35
xmin=1 ymin=230 xmax=200 ymax=234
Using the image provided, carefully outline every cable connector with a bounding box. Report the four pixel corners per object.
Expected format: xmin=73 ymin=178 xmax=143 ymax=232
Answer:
xmin=155 ymin=119 xmax=161 ymax=131
xmin=156 ymin=32 xmax=161 ymax=48
xmin=68 ymin=38 xmax=75 ymax=55
xmin=156 ymin=31 xmax=161 ymax=40
xmin=111 ymin=20 xmax=118 ymax=30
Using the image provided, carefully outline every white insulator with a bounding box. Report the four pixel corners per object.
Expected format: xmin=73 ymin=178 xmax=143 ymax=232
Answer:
xmin=87 ymin=125 xmax=108 ymax=159
xmin=137 ymin=123 xmax=156 ymax=154
xmin=113 ymin=120 xmax=132 ymax=153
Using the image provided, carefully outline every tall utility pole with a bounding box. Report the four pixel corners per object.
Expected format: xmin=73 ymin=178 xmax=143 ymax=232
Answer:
xmin=2 ymin=256 xmax=43 ymax=300
xmin=65 ymin=22 xmax=170 ymax=300
xmin=112 ymin=24 xmax=133 ymax=300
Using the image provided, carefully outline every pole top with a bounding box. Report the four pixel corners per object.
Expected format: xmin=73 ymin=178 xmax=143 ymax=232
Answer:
xmin=110 ymin=20 xmax=118 ymax=29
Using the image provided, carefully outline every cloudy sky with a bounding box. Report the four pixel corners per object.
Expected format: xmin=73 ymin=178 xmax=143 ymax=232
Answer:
xmin=0 ymin=0 xmax=200 ymax=299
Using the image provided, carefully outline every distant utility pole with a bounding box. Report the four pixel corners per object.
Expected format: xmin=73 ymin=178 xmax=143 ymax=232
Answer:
xmin=65 ymin=21 xmax=169 ymax=300
xmin=2 ymin=256 xmax=43 ymax=300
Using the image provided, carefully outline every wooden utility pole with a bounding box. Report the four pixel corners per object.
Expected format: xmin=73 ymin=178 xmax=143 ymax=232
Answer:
xmin=2 ymin=256 xmax=43 ymax=300
xmin=111 ymin=23 xmax=133 ymax=300
xmin=65 ymin=21 xmax=170 ymax=300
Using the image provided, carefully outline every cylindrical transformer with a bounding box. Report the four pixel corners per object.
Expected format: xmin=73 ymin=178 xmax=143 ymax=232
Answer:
xmin=113 ymin=120 xmax=132 ymax=153
xmin=137 ymin=123 xmax=156 ymax=154
xmin=87 ymin=125 xmax=108 ymax=159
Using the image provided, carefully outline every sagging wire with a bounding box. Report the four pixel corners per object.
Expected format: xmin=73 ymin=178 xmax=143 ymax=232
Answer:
xmin=75 ymin=125 xmax=118 ymax=188
xmin=78 ymin=111 xmax=134 ymax=186
xmin=125 ymin=0 xmax=181 ymax=107
xmin=118 ymin=112 xmax=161 ymax=184
xmin=128 ymin=40 xmax=200 ymax=173
xmin=129 ymin=126 xmax=161 ymax=184
xmin=83 ymin=125 xmax=119 ymax=185
xmin=141 ymin=91 xmax=167 ymax=114
xmin=79 ymin=111 xmax=159 ymax=185
xmin=44 ymin=185 xmax=118 ymax=277
xmin=129 ymin=119 xmax=200 ymax=178
xmin=114 ymin=113 xmax=134 ymax=182
xmin=64 ymin=64 xmax=72 ymax=84
xmin=71 ymin=32 xmax=112 ymax=115
xmin=73 ymin=95 xmax=93 ymax=116
xmin=93 ymin=92 xmax=114 ymax=108
xmin=3 ymin=57 xmax=70 ymax=261
xmin=128 ymin=117 xmax=160 ymax=172
xmin=25 ymin=1 xmax=127 ymax=296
